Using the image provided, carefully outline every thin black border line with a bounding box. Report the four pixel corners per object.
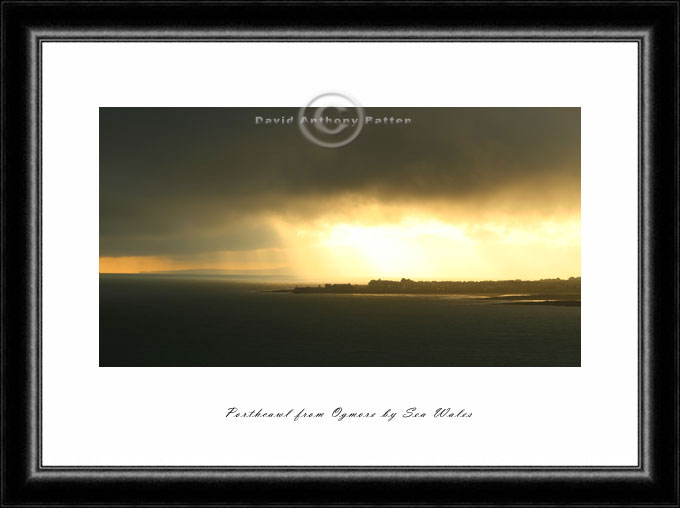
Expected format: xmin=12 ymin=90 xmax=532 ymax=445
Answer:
xmin=31 ymin=34 xmax=649 ymax=41
xmin=34 ymin=35 xmax=644 ymax=474
xmin=675 ymin=1 xmax=680 ymax=501
xmin=26 ymin=24 xmax=654 ymax=40
xmin=1 ymin=0 xmax=677 ymax=5
xmin=37 ymin=24 xmax=44 ymax=480
xmin=638 ymin=30 xmax=645 ymax=482
xmin=29 ymin=14 xmax=41 ymax=480
xmin=0 ymin=2 xmax=6 ymax=502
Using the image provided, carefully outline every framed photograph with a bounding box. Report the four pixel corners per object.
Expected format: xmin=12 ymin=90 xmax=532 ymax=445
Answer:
xmin=2 ymin=1 xmax=678 ymax=505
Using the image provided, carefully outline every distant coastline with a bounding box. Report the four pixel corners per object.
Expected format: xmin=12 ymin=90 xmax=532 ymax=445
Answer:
xmin=266 ymin=277 xmax=581 ymax=306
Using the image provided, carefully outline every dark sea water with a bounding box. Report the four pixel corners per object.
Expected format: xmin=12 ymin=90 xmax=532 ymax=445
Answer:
xmin=99 ymin=275 xmax=581 ymax=367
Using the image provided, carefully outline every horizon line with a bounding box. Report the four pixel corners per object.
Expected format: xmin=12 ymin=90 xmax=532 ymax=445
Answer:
xmin=99 ymin=272 xmax=581 ymax=282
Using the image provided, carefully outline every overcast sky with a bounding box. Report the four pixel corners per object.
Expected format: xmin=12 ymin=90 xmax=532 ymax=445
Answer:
xmin=100 ymin=107 xmax=580 ymax=279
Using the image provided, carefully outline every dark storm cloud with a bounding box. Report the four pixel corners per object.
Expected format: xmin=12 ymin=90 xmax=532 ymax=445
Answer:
xmin=100 ymin=107 xmax=580 ymax=257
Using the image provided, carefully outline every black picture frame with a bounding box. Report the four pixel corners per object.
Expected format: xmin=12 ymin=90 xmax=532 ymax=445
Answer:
xmin=1 ymin=1 xmax=678 ymax=506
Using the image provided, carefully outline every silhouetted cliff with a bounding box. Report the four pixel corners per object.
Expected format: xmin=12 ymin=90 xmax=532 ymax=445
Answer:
xmin=292 ymin=277 xmax=580 ymax=296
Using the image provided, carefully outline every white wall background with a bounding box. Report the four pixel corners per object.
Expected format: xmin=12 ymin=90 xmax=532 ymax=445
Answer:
xmin=42 ymin=42 xmax=638 ymax=466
